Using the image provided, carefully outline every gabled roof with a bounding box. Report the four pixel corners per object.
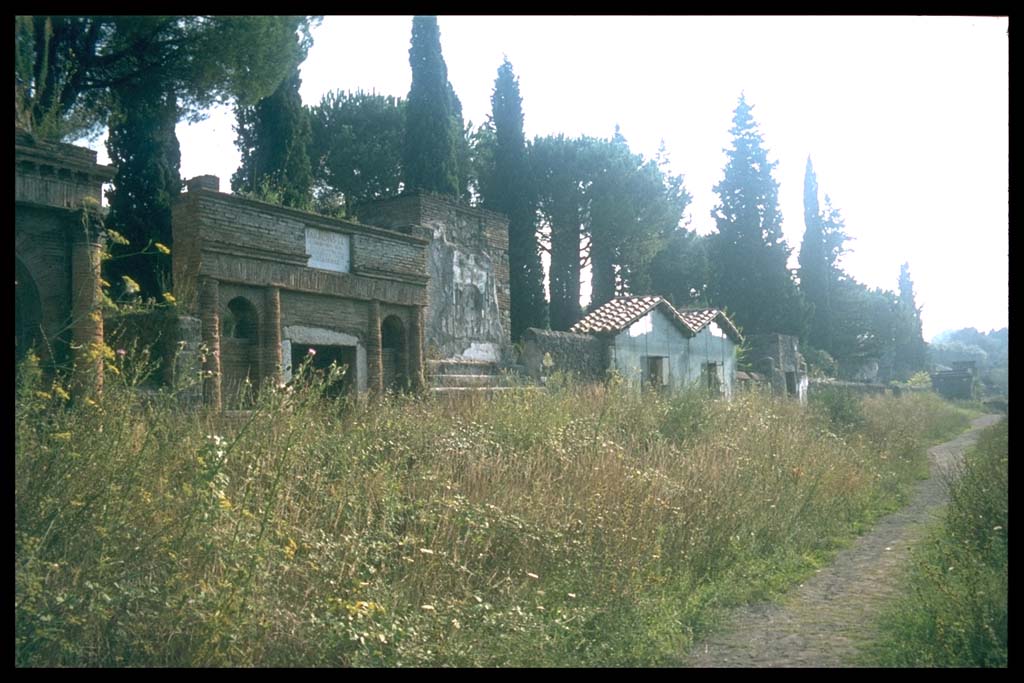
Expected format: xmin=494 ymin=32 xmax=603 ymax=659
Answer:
xmin=677 ymin=307 xmax=743 ymax=343
xmin=570 ymin=295 xmax=743 ymax=343
xmin=570 ymin=296 xmax=683 ymax=335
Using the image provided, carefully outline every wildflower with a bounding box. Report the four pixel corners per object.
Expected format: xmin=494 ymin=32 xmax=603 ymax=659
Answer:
xmin=284 ymin=538 xmax=298 ymax=560
xmin=53 ymin=386 xmax=70 ymax=401
xmin=162 ymin=292 xmax=176 ymax=304
xmin=35 ymin=391 xmax=52 ymax=401
xmin=307 ymin=347 xmax=316 ymax=356
xmin=53 ymin=432 xmax=72 ymax=441
xmin=121 ymin=275 xmax=140 ymax=294
xmin=106 ymin=229 xmax=130 ymax=246
xmin=154 ymin=242 xmax=171 ymax=255
xmin=116 ymin=349 xmax=127 ymax=358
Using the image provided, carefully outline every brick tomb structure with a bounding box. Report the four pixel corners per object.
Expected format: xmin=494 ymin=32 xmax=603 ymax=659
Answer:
xmin=173 ymin=176 xmax=432 ymax=408
xmin=15 ymin=128 xmax=115 ymax=398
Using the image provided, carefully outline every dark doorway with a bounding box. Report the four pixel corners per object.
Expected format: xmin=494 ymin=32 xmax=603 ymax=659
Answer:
xmin=644 ymin=356 xmax=666 ymax=391
xmin=381 ymin=315 xmax=407 ymax=391
xmin=222 ymin=297 xmax=260 ymax=406
xmin=291 ymin=344 xmax=357 ymax=397
xmin=785 ymin=371 xmax=798 ymax=397
xmin=15 ymin=258 xmax=43 ymax=365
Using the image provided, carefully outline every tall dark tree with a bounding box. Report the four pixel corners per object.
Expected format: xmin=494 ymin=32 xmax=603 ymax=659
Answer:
xmin=708 ymin=95 xmax=805 ymax=337
xmin=32 ymin=16 xmax=317 ymax=299
xmin=799 ymin=156 xmax=833 ymax=352
xmin=481 ymin=58 xmax=547 ymax=338
xmin=531 ymin=135 xmax=589 ymax=330
xmin=894 ymin=262 xmax=928 ymax=378
xmin=309 ymin=90 xmax=406 ymax=217
xmin=649 ymin=228 xmax=710 ymax=308
xmin=403 ymin=16 xmax=460 ymax=197
xmin=104 ymin=79 xmax=181 ymax=299
xmin=16 ymin=16 xmax=315 ymax=141
xmin=232 ymin=66 xmax=314 ymax=210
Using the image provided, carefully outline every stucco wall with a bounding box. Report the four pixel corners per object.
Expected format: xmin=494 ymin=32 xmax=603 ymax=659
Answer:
xmin=608 ymin=309 xmax=736 ymax=397
xmin=357 ymin=194 xmax=511 ymax=363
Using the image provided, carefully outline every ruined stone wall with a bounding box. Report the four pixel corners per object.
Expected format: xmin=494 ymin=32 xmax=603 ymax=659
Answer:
xmin=172 ymin=189 xmax=429 ymax=314
xmin=105 ymin=310 xmax=203 ymax=405
xmin=520 ymin=328 xmax=608 ymax=381
xmin=173 ymin=183 xmax=429 ymax=401
xmin=746 ymin=333 xmax=808 ymax=402
xmin=357 ymin=194 xmax=512 ymax=363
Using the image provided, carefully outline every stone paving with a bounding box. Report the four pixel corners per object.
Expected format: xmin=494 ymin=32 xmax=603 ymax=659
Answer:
xmin=679 ymin=414 xmax=1003 ymax=668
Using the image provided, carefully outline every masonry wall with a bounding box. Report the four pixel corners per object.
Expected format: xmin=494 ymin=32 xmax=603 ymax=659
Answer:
xmin=105 ymin=310 xmax=202 ymax=405
xmin=520 ymin=328 xmax=608 ymax=381
xmin=746 ymin=333 xmax=808 ymax=403
xmin=172 ymin=190 xmax=429 ymax=313
xmin=356 ymin=194 xmax=512 ymax=363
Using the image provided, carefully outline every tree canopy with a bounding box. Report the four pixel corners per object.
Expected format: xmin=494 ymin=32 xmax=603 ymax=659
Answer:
xmin=15 ymin=16 xmax=316 ymax=141
xmin=232 ymin=66 xmax=314 ymax=210
xmin=402 ymin=16 xmax=462 ymax=197
xmin=477 ymin=58 xmax=547 ymax=338
xmin=309 ymin=90 xmax=406 ymax=217
xmin=708 ymin=95 xmax=805 ymax=337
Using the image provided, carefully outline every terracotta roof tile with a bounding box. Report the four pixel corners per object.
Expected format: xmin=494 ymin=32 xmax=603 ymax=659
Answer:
xmin=569 ymin=296 xmax=743 ymax=343
xmin=570 ymin=296 xmax=669 ymax=334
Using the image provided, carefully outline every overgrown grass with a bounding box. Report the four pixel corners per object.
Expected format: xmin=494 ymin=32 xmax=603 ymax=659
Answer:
xmin=15 ymin=352 xmax=969 ymax=666
xmin=862 ymin=420 xmax=1008 ymax=667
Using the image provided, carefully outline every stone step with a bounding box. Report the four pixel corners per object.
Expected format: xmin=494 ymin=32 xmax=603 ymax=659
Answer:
xmin=430 ymin=386 xmax=519 ymax=398
xmin=427 ymin=359 xmax=502 ymax=376
xmin=430 ymin=373 xmax=505 ymax=388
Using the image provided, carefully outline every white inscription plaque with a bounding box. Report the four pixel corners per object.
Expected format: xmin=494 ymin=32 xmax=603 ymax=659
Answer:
xmin=305 ymin=228 xmax=350 ymax=272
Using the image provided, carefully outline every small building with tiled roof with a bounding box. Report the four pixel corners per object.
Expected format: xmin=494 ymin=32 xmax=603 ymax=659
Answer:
xmin=523 ymin=295 xmax=741 ymax=397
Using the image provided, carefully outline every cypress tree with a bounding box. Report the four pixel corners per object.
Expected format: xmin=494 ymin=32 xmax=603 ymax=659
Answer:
xmin=486 ymin=58 xmax=547 ymax=338
xmin=894 ymin=262 xmax=928 ymax=378
xmin=708 ymin=94 xmax=805 ymax=337
xmin=799 ymin=156 xmax=832 ymax=351
xmin=403 ymin=16 xmax=460 ymax=197
xmin=232 ymin=67 xmax=314 ymax=210
xmin=105 ymin=79 xmax=181 ymax=300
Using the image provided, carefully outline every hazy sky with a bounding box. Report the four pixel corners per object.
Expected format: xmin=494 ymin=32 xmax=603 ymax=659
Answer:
xmin=84 ymin=15 xmax=1008 ymax=340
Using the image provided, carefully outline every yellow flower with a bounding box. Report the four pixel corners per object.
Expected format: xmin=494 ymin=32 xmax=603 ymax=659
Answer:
xmin=53 ymin=386 xmax=70 ymax=401
xmin=35 ymin=391 xmax=52 ymax=401
xmin=154 ymin=242 xmax=171 ymax=255
xmin=106 ymin=229 xmax=130 ymax=246
xmin=121 ymin=275 xmax=141 ymax=294
xmin=53 ymin=432 xmax=72 ymax=441
xmin=162 ymin=291 xmax=177 ymax=304
xmin=283 ymin=537 xmax=298 ymax=560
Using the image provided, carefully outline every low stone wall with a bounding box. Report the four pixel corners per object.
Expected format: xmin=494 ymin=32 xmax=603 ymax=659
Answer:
xmin=807 ymin=379 xmax=890 ymax=398
xmin=520 ymin=328 xmax=607 ymax=382
xmin=105 ymin=309 xmax=202 ymax=405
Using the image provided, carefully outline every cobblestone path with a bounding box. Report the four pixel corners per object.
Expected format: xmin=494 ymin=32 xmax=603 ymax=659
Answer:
xmin=679 ymin=414 xmax=1003 ymax=668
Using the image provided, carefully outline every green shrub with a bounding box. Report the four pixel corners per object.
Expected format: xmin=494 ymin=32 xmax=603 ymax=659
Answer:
xmin=865 ymin=421 xmax=1007 ymax=667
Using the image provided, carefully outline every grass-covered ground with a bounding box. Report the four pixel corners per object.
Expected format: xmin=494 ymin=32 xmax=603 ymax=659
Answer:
xmin=16 ymin=355 xmax=970 ymax=666
xmin=863 ymin=419 xmax=1008 ymax=667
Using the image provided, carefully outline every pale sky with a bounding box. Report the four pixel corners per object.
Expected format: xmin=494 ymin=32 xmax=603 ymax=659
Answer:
xmin=84 ymin=15 xmax=1008 ymax=341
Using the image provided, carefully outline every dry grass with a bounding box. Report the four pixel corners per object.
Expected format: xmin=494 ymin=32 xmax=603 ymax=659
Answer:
xmin=15 ymin=355 xmax=969 ymax=666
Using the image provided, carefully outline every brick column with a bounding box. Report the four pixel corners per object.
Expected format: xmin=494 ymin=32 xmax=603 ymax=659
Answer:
xmin=70 ymin=234 xmax=104 ymax=400
xmin=367 ymin=300 xmax=383 ymax=394
xmin=409 ymin=305 xmax=426 ymax=392
xmin=263 ymin=285 xmax=282 ymax=388
xmin=199 ymin=277 xmax=222 ymax=410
